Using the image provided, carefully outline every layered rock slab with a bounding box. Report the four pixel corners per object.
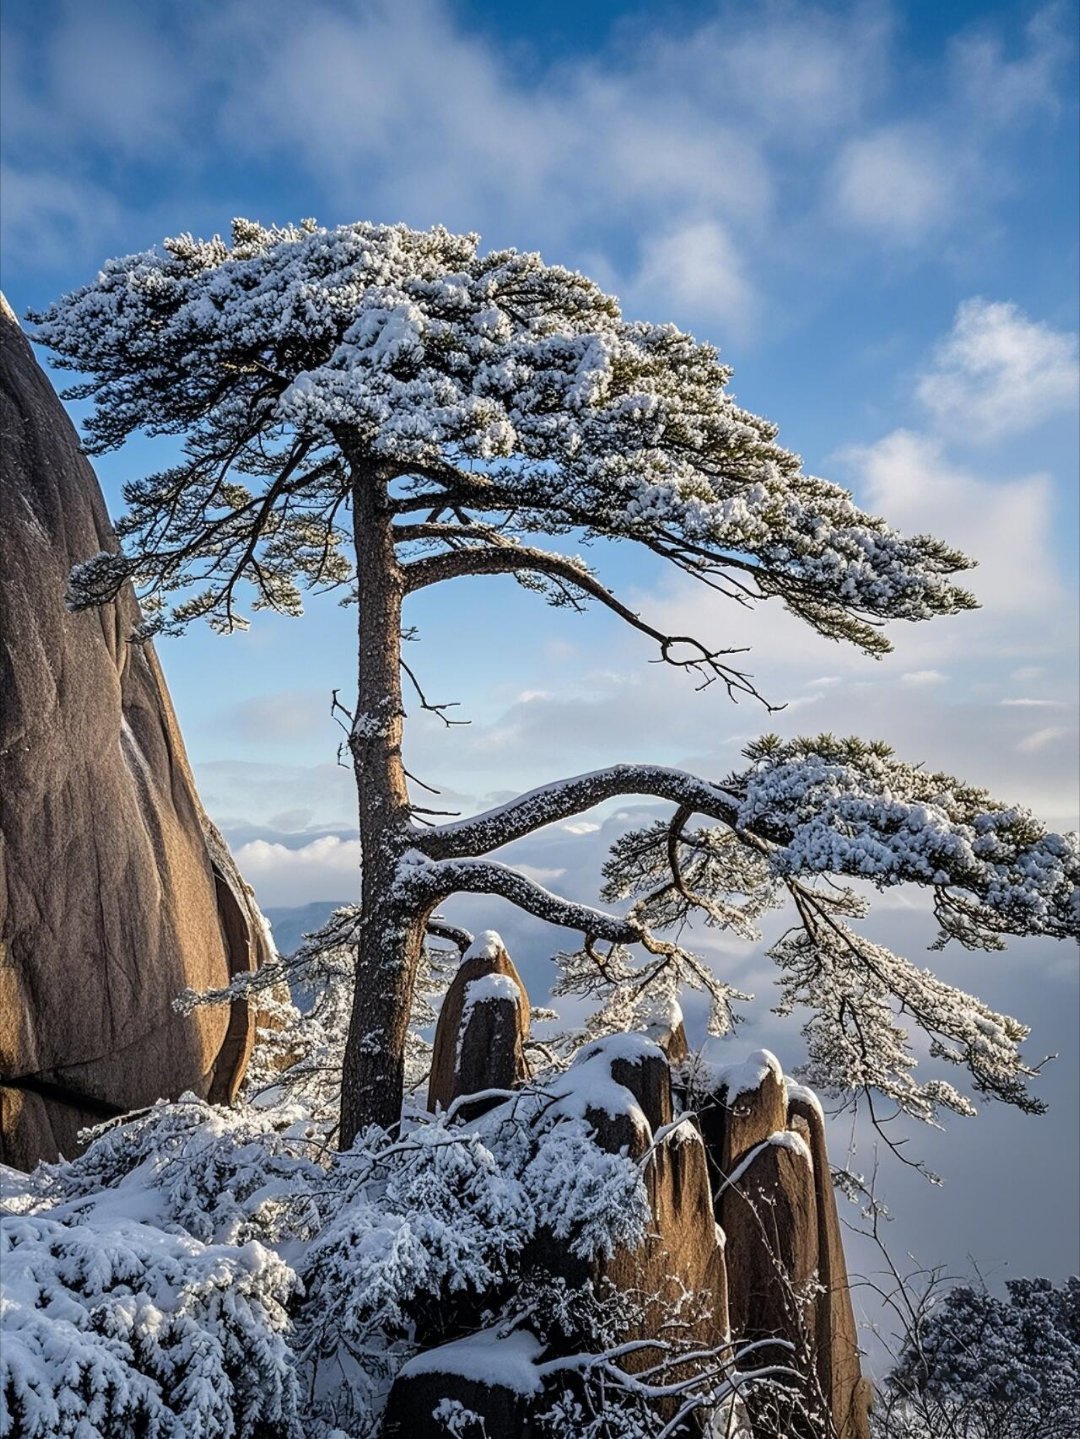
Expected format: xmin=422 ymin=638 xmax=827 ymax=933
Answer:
xmin=0 ymin=297 xmax=271 ymax=1167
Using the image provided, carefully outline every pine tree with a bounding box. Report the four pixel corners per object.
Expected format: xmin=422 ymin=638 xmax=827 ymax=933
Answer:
xmin=32 ymin=218 xmax=1078 ymax=1146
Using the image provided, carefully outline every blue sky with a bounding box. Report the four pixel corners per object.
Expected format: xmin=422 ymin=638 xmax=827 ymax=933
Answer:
xmin=2 ymin=0 xmax=1078 ymax=1340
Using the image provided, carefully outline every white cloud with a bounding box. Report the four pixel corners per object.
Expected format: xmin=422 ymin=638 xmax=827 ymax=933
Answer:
xmin=0 ymin=163 xmax=121 ymax=268
xmin=1000 ymin=698 xmax=1064 ymax=707
xmin=832 ymin=125 xmax=955 ymax=244
xmin=234 ymin=834 xmax=362 ymax=907
xmin=1017 ymin=725 xmax=1073 ymax=753
xmin=849 ymin=429 xmax=1061 ymax=617
xmin=509 ymin=864 xmax=566 ymax=886
xmin=949 ymin=3 xmax=1075 ymax=126
xmin=901 ymin=670 xmax=947 ymax=686
xmin=916 ymin=298 xmax=1079 ymax=441
xmin=47 ymin=6 xmax=189 ymax=149
xmin=630 ymin=220 xmax=755 ymax=334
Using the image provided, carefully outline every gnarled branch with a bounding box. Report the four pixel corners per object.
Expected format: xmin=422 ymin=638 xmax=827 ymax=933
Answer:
xmin=416 ymin=764 xmax=744 ymax=861
xmin=402 ymin=540 xmax=771 ymax=705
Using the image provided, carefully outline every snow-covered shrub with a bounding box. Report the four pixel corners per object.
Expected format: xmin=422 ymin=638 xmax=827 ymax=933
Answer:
xmin=177 ymin=904 xmax=457 ymax=1131
xmin=1 ymin=1208 xmax=300 ymax=1439
xmin=31 ymin=1098 xmax=327 ymax=1245
xmin=2 ymin=1066 xmax=655 ymax=1438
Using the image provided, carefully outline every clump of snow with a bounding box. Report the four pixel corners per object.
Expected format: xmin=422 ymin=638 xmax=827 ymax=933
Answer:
xmin=767 ymin=1128 xmax=812 ymax=1163
xmin=698 ymin=1047 xmax=784 ymax=1103
xmin=399 ymin=1325 xmax=543 ymax=1395
xmin=463 ymin=972 xmax=520 ymax=1009
xmin=784 ymin=1079 xmax=825 ymax=1122
xmin=456 ymin=973 xmax=523 ymax=1066
xmin=462 ymin=929 xmax=505 ymax=962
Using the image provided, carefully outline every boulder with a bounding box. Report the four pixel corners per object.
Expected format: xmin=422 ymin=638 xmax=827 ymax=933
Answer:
xmin=427 ymin=930 xmax=530 ymax=1116
xmin=383 ymin=1326 xmax=542 ymax=1438
xmin=0 ymin=297 xmax=272 ymax=1168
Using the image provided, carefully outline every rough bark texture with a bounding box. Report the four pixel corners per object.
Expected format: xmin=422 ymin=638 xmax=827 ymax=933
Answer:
xmin=0 ymin=297 xmax=271 ymax=1168
xmin=340 ymin=460 xmax=418 ymax=1144
xmin=427 ymin=941 xmax=530 ymax=1115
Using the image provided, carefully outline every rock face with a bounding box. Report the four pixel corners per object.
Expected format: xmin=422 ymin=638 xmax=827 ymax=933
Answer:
xmin=0 ymin=297 xmax=272 ymax=1169
xmin=427 ymin=930 xmax=530 ymax=1116
xmin=421 ymin=947 xmax=871 ymax=1439
xmin=703 ymin=1052 xmax=871 ymax=1439
xmin=579 ymin=1035 xmax=731 ymax=1418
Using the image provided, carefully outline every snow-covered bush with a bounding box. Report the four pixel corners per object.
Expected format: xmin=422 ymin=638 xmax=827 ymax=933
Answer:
xmin=1 ymin=1199 xmax=300 ymax=1439
xmin=2 ymin=1070 xmax=655 ymax=1438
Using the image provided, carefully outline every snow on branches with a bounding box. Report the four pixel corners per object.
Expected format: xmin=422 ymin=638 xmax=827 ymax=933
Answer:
xmin=33 ymin=216 xmax=974 ymax=649
xmin=1 ymin=1072 xmax=653 ymax=1438
xmin=406 ymin=735 xmax=1077 ymax=1126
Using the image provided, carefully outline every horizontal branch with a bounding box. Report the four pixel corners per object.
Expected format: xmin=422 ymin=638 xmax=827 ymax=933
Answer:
xmin=407 ymin=856 xmax=642 ymax=944
xmin=416 ymin=764 xmax=744 ymax=861
xmin=402 ymin=542 xmax=768 ymax=703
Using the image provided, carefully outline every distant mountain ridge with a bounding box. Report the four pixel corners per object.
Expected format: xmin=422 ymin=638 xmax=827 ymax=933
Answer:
xmin=263 ymin=901 xmax=349 ymax=958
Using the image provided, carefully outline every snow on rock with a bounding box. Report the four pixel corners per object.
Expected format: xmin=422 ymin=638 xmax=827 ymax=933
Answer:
xmin=397 ymin=1325 xmax=544 ymax=1394
xmin=711 ymin=1048 xmax=784 ymax=1102
xmin=427 ymin=937 xmax=530 ymax=1116
xmin=461 ymin=929 xmax=506 ymax=963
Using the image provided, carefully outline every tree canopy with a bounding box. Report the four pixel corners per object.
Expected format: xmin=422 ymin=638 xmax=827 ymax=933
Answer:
xmin=34 ymin=217 xmax=974 ymax=662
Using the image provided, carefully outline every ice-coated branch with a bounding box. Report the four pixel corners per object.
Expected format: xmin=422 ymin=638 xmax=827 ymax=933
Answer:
xmin=402 ymin=540 xmax=769 ymax=703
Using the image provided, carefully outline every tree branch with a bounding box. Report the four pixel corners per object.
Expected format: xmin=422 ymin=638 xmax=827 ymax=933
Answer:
xmin=416 ymin=764 xmax=744 ymax=861
xmin=406 ymin=856 xmax=643 ymax=945
xmin=402 ymin=540 xmax=771 ymax=703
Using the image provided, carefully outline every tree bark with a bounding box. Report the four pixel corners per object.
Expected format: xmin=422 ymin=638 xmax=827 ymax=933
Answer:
xmin=339 ymin=457 xmax=427 ymax=1147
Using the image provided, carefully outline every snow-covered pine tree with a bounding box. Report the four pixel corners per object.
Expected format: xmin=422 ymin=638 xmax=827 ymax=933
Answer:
xmin=875 ymin=1275 xmax=1080 ymax=1438
xmin=32 ymin=219 xmax=1078 ymax=1146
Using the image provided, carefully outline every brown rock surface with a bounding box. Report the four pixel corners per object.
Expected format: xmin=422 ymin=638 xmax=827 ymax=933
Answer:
xmin=570 ymin=1037 xmax=731 ymax=1431
xmin=788 ymin=1092 xmax=872 ymax=1439
xmin=426 ymin=930 xmax=530 ymax=1115
xmin=0 ymin=296 xmax=272 ymax=1168
xmin=698 ymin=1051 xmax=871 ymax=1439
xmin=698 ymin=1049 xmax=789 ymax=1184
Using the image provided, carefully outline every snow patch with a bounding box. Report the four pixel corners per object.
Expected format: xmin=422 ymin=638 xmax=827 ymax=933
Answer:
xmin=462 ymin=929 xmax=505 ymax=962
xmin=398 ymin=1325 xmax=543 ymax=1395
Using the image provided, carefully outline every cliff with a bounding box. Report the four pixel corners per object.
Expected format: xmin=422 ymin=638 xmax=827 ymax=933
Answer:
xmin=0 ymin=296 xmax=271 ymax=1168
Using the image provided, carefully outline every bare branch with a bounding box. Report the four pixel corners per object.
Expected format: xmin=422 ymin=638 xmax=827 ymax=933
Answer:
xmin=402 ymin=540 xmax=773 ymax=705
xmin=399 ymin=657 xmax=470 ymax=727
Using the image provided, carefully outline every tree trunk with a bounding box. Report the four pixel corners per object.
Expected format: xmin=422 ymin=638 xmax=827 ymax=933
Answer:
xmin=338 ymin=459 xmax=424 ymax=1147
